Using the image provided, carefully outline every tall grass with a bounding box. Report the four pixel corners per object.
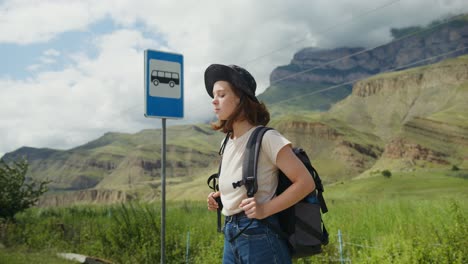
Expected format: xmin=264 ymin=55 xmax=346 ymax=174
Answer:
xmin=1 ymin=197 xmax=466 ymax=263
xmin=317 ymin=199 xmax=467 ymax=264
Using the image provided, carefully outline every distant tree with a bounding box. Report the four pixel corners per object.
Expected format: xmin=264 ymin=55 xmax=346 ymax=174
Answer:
xmin=451 ymin=165 xmax=460 ymax=171
xmin=0 ymin=158 xmax=50 ymax=221
xmin=382 ymin=170 xmax=392 ymax=178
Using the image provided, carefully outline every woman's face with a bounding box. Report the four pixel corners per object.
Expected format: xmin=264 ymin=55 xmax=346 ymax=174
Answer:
xmin=212 ymin=81 xmax=240 ymax=121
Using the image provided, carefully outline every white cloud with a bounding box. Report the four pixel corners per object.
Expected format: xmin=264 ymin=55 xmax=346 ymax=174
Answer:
xmin=44 ymin=49 xmax=60 ymax=57
xmin=0 ymin=29 xmax=162 ymax=155
xmin=0 ymin=0 xmax=110 ymax=44
xmin=26 ymin=64 xmax=41 ymax=72
xmin=40 ymin=57 xmax=56 ymax=64
xmin=1 ymin=0 xmax=467 ymax=156
xmin=26 ymin=49 xmax=61 ymax=72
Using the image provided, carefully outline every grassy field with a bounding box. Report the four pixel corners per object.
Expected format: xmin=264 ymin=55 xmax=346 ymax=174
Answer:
xmin=0 ymin=247 xmax=76 ymax=264
xmin=0 ymin=169 xmax=466 ymax=263
xmin=329 ymin=169 xmax=468 ymax=200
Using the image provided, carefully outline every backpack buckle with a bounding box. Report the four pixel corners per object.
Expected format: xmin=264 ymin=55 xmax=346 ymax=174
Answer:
xmin=232 ymin=180 xmax=243 ymax=189
xmin=245 ymin=176 xmax=257 ymax=197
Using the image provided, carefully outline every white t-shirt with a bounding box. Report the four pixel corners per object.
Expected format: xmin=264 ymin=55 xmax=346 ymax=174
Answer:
xmin=219 ymin=126 xmax=291 ymax=216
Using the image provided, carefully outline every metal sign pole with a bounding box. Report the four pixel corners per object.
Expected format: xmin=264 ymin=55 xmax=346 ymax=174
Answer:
xmin=144 ymin=50 xmax=183 ymax=263
xmin=161 ymin=118 xmax=167 ymax=264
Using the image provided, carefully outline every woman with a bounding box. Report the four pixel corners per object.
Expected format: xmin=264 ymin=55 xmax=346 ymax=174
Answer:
xmin=205 ymin=64 xmax=315 ymax=263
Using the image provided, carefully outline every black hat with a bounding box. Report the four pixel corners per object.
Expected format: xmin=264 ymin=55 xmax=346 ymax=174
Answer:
xmin=204 ymin=64 xmax=258 ymax=103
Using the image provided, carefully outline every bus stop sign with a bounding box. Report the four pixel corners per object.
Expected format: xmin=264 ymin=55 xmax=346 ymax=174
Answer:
xmin=144 ymin=49 xmax=184 ymax=119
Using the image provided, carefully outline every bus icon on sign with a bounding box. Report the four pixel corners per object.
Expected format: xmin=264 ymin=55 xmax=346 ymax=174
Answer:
xmin=151 ymin=70 xmax=180 ymax=87
xmin=148 ymin=58 xmax=181 ymax=99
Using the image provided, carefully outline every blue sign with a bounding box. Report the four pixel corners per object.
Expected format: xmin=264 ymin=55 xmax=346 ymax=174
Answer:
xmin=144 ymin=50 xmax=184 ymax=119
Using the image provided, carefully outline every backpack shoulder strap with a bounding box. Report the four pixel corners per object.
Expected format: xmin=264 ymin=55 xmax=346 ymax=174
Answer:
xmin=207 ymin=132 xmax=231 ymax=233
xmin=227 ymin=126 xmax=272 ymax=243
xmin=245 ymin=126 xmax=272 ymax=197
xmin=207 ymin=132 xmax=231 ymax=192
xmin=311 ymin=166 xmax=328 ymax=214
xmin=294 ymin=148 xmax=328 ymax=214
xmin=232 ymin=126 xmax=272 ymax=197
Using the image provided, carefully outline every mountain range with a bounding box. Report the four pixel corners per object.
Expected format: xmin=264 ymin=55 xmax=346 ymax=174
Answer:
xmin=259 ymin=14 xmax=468 ymax=114
xmin=2 ymin=15 xmax=468 ymax=205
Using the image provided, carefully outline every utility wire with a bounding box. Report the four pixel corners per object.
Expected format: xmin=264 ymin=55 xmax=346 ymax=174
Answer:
xmin=126 ymin=8 xmax=467 ymax=118
xmin=268 ymin=45 xmax=467 ymax=107
xmin=269 ymin=12 xmax=468 ymax=86
xmin=242 ymin=0 xmax=402 ymax=66
xmin=123 ymin=1 xmax=404 ymax=118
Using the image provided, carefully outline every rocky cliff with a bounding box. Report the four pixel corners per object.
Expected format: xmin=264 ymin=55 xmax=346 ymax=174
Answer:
xmin=270 ymin=118 xmax=384 ymax=182
xmin=330 ymin=55 xmax=468 ymax=168
xmin=37 ymin=189 xmax=134 ymax=207
xmin=262 ymin=15 xmax=468 ymax=112
xmin=382 ymin=138 xmax=449 ymax=165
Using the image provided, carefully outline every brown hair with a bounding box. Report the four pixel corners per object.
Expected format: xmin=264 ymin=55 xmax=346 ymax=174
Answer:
xmin=211 ymin=83 xmax=270 ymax=133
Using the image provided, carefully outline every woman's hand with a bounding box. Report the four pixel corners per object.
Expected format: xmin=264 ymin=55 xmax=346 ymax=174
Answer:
xmin=207 ymin=191 xmax=220 ymax=211
xmin=239 ymin=197 xmax=266 ymax=219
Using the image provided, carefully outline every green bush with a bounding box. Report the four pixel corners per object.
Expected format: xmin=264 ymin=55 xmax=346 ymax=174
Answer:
xmin=0 ymin=158 xmax=49 ymax=221
xmin=382 ymin=170 xmax=392 ymax=178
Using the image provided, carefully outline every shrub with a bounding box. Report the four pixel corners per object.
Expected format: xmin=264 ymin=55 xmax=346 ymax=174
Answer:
xmin=0 ymin=158 xmax=50 ymax=221
xmin=382 ymin=170 xmax=392 ymax=178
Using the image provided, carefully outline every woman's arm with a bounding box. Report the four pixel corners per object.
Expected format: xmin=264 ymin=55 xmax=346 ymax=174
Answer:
xmin=239 ymin=145 xmax=315 ymax=219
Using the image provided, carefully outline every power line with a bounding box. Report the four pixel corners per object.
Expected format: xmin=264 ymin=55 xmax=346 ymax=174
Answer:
xmin=242 ymin=0 xmax=402 ymax=66
xmin=123 ymin=1 xmax=404 ymax=118
xmin=269 ymin=12 xmax=468 ymax=86
xmin=127 ymin=43 xmax=466 ymax=120
xmin=124 ymin=9 xmax=468 ymax=118
xmin=268 ymin=45 xmax=467 ymax=107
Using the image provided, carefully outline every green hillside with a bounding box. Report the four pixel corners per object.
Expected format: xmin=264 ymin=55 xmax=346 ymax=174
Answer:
xmin=329 ymin=55 xmax=468 ymax=166
xmin=3 ymin=124 xmax=224 ymax=192
xmin=168 ymin=56 xmax=468 ymax=201
xmin=257 ymin=82 xmax=352 ymax=116
xmin=327 ymin=169 xmax=468 ymax=201
xmin=2 ymin=55 xmax=468 ymax=205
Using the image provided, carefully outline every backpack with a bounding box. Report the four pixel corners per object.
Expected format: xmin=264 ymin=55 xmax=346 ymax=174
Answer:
xmin=207 ymin=126 xmax=329 ymax=258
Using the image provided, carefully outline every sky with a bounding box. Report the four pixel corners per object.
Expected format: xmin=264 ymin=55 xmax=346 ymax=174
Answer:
xmin=1 ymin=0 xmax=467 ymax=157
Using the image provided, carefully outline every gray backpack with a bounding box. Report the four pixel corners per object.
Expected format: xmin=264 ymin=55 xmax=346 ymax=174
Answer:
xmin=232 ymin=126 xmax=329 ymax=258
